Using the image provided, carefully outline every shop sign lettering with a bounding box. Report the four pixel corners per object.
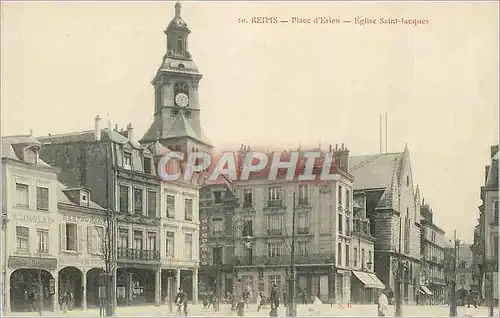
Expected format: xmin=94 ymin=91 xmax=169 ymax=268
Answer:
xmin=62 ymin=214 xmax=105 ymax=225
xmin=8 ymin=256 xmax=57 ymax=270
xmin=11 ymin=213 xmax=54 ymax=224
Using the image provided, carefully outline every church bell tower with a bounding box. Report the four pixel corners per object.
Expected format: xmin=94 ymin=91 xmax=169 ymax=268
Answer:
xmin=140 ymin=1 xmax=212 ymax=154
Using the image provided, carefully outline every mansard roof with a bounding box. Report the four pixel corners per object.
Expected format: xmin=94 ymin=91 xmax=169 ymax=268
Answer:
xmin=38 ymin=128 xmax=142 ymax=149
xmin=1 ymin=135 xmax=51 ymax=167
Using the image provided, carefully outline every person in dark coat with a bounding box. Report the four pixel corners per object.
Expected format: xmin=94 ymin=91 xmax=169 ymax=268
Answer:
xmin=270 ymin=285 xmax=279 ymax=309
xmin=237 ymin=297 xmax=245 ymax=316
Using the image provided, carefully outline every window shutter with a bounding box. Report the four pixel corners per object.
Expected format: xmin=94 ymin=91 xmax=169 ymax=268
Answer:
xmin=77 ymin=225 xmax=83 ymax=252
xmin=60 ymin=223 xmax=67 ymax=251
xmin=87 ymin=226 xmax=94 ymax=254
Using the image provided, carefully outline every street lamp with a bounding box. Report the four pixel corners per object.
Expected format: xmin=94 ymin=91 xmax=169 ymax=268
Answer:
xmin=232 ymin=218 xmax=252 ymax=311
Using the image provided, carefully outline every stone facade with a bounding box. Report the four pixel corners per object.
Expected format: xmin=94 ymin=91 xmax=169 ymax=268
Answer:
xmin=419 ymin=201 xmax=446 ymax=304
xmin=350 ymin=145 xmax=422 ymax=305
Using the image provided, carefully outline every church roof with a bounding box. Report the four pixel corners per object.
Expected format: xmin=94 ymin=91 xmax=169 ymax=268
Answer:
xmin=349 ymin=152 xmax=404 ymax=190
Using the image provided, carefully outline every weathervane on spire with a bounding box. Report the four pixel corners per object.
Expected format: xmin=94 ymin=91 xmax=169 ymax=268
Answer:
xmin=175 ymin=0 xmax=182 ymax=17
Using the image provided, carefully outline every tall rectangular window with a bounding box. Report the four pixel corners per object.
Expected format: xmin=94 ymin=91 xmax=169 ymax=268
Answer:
xmin=346 ymin=189 xmax=350 ymax=209
xmin=89 ymin=226 xmax=105 ymax=254
xmin=133 ymin=188 xmax=143 ymax=214
xmin=242 ymin=220 xmax=253 ymax=237
xmin=267 ymin=215 xmax=282 ymax=235
xmin=297 ymin=241 xmax=308 ymax=256
xmin=493 ymin=236 xmax=499 ymax=261
xmin=184 ymin=198 xmax=193 ymax=221
xmin=338 ymin=214 xmax=343 ymax=234
xmin=184 ymin=233 xmax=193 ymax=259
xmin=368 ymin=250 xmax=373 ymax=267
xmin=337 ymin=242 xmax=342 ymax=265
xmin=147 ymin=232 xmax=157 ymax=251
xmin=124 ymin=153 xmax=132 ymax=169
xmin=213 ymin=247 xmax=223 ymax=265
xmin=298 ymin=184 xmax=309 ymax=205
xmin=37 ymin=229 xmax=49 ymax=253
xmin=143 ymin=157 xmax=152 ymax=174
xmin=338 ymin=185 xmax=343 ymax=207
xmin=15 ymin=183 xmax=29 ymax=208
xmin=268 ymin=187 xmax=281 ymax=207
xmin=297 ymin=212 xmax=309 ymax=234
xmin=213 ymin=191 xmax=222 ymax=204
xmin=243 ymin=189 xmax=253 ymax=208
xmin=63 ymin=223 xmax=78 ymax=251
xmin=166 ymin=231 xmax=175 ymax=257
xmin=361 ymin=248 xmax=366 ymax=269
xmin=119 ymin=229 xmax=129 ymax=249
xmin=166 ymin=194 xmax=175 ymax=218
xmin=147 ymin=191 xmax=157 ymax=217
xmin=353 ymin=247 xmax=358 ymax=267
xmin=133 ymin=230 xmax=143 ymax=250
xmin=36 ymin=187 xmax=49 ymax=210
xmin=345 ymin=245 xmax=350 ymax=267
xmin=16 ymin=226 xmax=29 ymax=252
xmin=212 ymin=218 xmax=224 ymax=236
xmin=119 ymin=185 xmax=129 ymax=213
xmin=267 ymin=243 xmax=283 ymax=258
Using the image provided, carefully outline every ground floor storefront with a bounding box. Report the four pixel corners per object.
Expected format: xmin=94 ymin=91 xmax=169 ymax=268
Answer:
xmin=350 ymin=271 xmax=385 ymax=304
xmin=6 ymin=256 xmax=59 ymax=313
xmin=212 ymin=264 xmax=353 ymax=304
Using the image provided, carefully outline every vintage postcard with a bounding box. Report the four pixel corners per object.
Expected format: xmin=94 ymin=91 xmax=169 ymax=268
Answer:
xmin=1 ymin=1 xmax=498 ymax=317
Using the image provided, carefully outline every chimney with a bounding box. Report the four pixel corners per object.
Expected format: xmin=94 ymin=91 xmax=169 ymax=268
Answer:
xmin=115 ymin=124 xmax=118 ymax=132
xmin=485 ymin=165 xmax=490 ymax=185
xmin=491 ymin=145 xmax=499 ymax=159
xmin=127 ymin=123 xmax=133 ymax=141
xmin=94 ymin=115 xmax=101 ymax=141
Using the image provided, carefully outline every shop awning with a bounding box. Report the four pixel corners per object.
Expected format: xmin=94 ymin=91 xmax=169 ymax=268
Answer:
xmin=366 ymin=273 xmax=385 ymax=289
xmin=420 ymin=286 xmax=434 ymax=295
xmin=352 ymin=271 xmax=384 ymax=289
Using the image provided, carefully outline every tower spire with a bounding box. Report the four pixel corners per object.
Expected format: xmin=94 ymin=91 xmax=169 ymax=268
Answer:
xmin=175 ymin=1 xmax=182 ymax=17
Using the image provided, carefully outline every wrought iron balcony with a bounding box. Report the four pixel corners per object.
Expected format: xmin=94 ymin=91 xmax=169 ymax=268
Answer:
xmin=297 ymin=227 xmax=310 ymax=234
xmin=298 ymin=198 xmax=309 ymax=206
xmin=236 ymin=253 xmax=335 ymax=266
xmin=211 ymin=230 xmax=225 ymax=237
xmin=117 ymin=247 xmax=160 ymax=261
xmin=267 ymin=200 xmax=282 ymax=208
xmin=267 ymin=229 xmax=283 ymax=236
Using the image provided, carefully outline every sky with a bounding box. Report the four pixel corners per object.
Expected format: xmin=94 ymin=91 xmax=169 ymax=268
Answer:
xmin=1 ymin=1 xmax=498 ymax=243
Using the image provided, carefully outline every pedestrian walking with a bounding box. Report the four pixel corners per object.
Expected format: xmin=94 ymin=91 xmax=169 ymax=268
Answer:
xmin=270 ymin=284 xmax=279 ymax=309
xmin=175 ymin=288 xmax=187 ymax=316
xmin=202 ymin=291 xmax=208 ymax=309
xmin=237 ymin=297 xmax=245 ymax=316
xmin=256 ymin=292 xmax=262 ymax=312
xmin=377 ymin=290 xmax=388 ymax=317
xmin=211 ymin=294 xmax=218 ymax=312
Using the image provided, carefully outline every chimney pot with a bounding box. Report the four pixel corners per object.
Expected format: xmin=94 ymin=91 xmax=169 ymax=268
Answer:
xmin=127 ymin=122 xmax=134 ymax=141
xmin=94 ymin=115 xmax=102 ymax=141
xmin=115 ymin=124 xmax=118 ymax=131
xmin=342 ymin=143 xmax=344 ymax=150
xmin=335 ymin=144 xmax=338 ymax=151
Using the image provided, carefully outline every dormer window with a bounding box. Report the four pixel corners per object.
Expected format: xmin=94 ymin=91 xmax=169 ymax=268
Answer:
xmin=80 ymin=190 xmax=90 ymax=206
xmin=24 ymin=147 xmax=38 ymax=164
xmin=170 ymin=109 xmax=179 ymax=117
xmin=124 ymin=152 xmax=132 ymax=170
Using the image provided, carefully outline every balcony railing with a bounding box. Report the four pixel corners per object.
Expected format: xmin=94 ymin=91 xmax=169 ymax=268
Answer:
xmin=243 ymin=201 xmax=253 ymax=208
xmin=297 ymin=227 xmax=310 ymax=234
xmin=236 ymin=253 xmax=336 ymax=266
xmin=117 ymin=247 xmax=160 ymax=261
xmin=211 ymin=230 xmax=225 ymax=237
xmin=298 ymin=198 xmax=309 ymax=205
xmin=267 ymin=229 xmax=283 ymax=236
xmin=353 ymin=218 xmax=371 ymax=235
xmin=267 ymin=200 xmax=282 ymax=208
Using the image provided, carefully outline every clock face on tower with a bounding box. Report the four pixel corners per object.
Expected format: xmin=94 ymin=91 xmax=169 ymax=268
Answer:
xmin=175 ymin=93 xmax=189 ymax=107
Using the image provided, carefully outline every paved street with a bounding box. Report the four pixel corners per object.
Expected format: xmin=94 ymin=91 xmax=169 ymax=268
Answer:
xmin=7 ymin=304 xmax=499 ymax=317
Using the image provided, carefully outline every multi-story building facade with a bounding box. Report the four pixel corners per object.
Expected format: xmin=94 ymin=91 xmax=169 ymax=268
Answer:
xmin=32 ymin=2 xmax=206 ymax=307
xmin=350 ymin=191 xmax=383 ymax=304
xmin=419 ymin=200 xmax=446 ymax=304
xmin=349 ymin=145 xmax=422 ymax=304
xmin=2 ymin=135 xmax=60 ymax=313
xmin=473 ymin=145 xmax=498 ymax=305
xmin=199 ymin=144 xmax=384 ymax=304
xmin=38 ymin=123 xmax=165 ymax=307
